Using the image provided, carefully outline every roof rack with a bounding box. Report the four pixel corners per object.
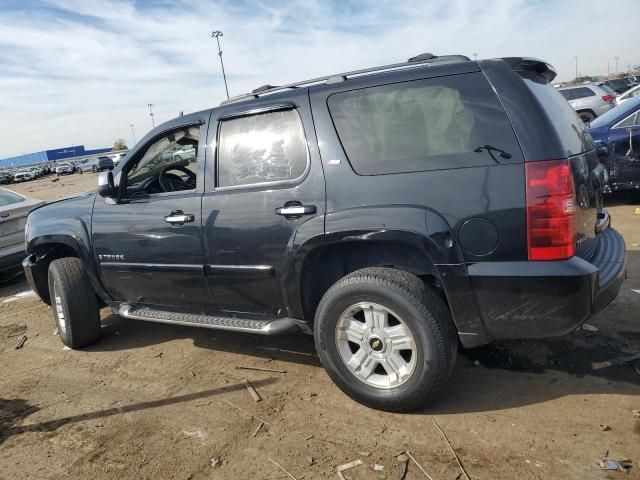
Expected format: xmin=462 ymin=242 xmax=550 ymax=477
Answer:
xmin=220 ymin=53 xmax=471 ymax=105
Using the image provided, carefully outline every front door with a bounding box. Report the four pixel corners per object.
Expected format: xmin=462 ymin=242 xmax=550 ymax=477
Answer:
xmin=202 ymin=92 xmax=325 ymax=316
xmin=92 ymin=117 xmax=212 ymax=310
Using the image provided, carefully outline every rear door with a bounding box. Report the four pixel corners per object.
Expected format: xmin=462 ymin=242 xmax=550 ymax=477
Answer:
xmin=202 ymin=92 xmax=325 ymax=315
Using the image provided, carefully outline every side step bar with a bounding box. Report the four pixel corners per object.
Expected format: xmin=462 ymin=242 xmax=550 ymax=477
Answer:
xmin=119 ymin=304 xmax=309 ymax=335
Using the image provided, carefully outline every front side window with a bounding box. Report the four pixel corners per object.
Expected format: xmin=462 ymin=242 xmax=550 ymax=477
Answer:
xmin=125 ymin=125 xmax=200 ymax=196
xmin=217 ymin=109 xmax=308 ymax=188
xmin=614 ymin=112 xmax=639 ymax=129
xmin=328 ymin=72 xmax=521 ymax=175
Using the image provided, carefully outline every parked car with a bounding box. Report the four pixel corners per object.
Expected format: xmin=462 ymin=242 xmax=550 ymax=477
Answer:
xmin=615 ymin=84 xmax=640 ymax=105
xmin=55 ymin=162 xmax=75 ymax=176
xmin=13 ymin=169 xmax=33 ymax=182
xmin=0 ymin=171 xmax=12 ymax=184
xmin=23 ymin=54 xmax=625 ymax=411
xmin=0 ymin=188 xmax=44 ymax=277
xmin=600 ymin=78 xmax=632 ymax=95
xmin=75 ymin=158 xmax=99 ymax=174
xmin=587 ymin=96 xmax=640 ymax=192
xmin=557 ymin=83 xmax=615 ymax=122
xmin=96 ymin=156 xmax=114 ymax=171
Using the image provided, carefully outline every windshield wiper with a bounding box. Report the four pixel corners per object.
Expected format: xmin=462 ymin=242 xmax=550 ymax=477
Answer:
xmin=474 ymin=144 xmax=512 ymax=160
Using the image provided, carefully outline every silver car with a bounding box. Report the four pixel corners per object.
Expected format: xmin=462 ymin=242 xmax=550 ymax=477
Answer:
xmin=0 ymin=188 xmax=44 ymax=277
xmin=557 ymin=83 xmax=616 ymax=123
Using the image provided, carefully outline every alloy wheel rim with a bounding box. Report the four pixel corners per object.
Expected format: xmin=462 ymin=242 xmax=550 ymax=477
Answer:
xmin=53 ymin=282 xmax=67 ymax=336
xmin=335 ymin=302 xmax=417 ymax=389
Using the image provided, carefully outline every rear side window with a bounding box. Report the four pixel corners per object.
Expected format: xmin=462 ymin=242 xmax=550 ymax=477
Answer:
xmin=217 ymin=110 xmax=308 ymax=187
xmin=572 ymin=87 xmax=596 ymax=99
xmin=522 ymin=78 xmax=584 ymax=154
xmin=327 ymin=72 xmax=521 ymax=175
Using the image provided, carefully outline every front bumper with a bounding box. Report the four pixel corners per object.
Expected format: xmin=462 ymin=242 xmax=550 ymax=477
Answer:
xmin=468 ymin=227 xmax=626 ymax=341
xmin=0 ymin=243 xmax=26 ymax=275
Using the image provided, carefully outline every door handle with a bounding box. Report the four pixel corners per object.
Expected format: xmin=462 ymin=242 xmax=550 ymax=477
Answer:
xmin=275 ymin=204 xmax=316 ymax=217
xmin=165 ymin=210 xmax=194 ymax=224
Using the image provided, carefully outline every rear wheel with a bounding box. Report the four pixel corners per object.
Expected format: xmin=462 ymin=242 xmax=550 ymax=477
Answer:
xmin=92 ymin=166 xmax=98 ymax=173
xmin=48 ymin=257 xmax=101 ymax=348
xmin=76 ymin=168 xmax=82 ymax=174
xmin=578 ymin=110 xmax=596 ymax=123
xmin=314 ymin=267 xmax=457 ymax=411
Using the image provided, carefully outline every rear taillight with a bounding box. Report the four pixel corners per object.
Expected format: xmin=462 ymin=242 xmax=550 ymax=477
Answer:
xmin=602 ymin=95 xmax=615 ymax=102
xmin=525 ymin=159 xmax=577 ymax=261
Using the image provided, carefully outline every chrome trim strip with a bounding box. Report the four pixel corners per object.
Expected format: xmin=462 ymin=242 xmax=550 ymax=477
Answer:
xmin=100 ymin=262 xmax=203 ymax=271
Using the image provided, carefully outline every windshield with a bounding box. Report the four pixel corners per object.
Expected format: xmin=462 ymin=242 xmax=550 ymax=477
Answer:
xmin=0 ymin=188 xmax=24 ymax=206
xmin=590 ymin=97 xmax=640 ymax=128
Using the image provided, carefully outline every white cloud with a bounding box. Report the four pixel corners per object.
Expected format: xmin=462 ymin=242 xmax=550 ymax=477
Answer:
xmin=0 ymin=0 xmax=637 ymax=158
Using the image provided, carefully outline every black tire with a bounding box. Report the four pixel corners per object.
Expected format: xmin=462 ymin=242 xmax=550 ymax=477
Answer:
xmin=314 ymin=267 xmax=457 ymax=412
xmin=93 ymin=166 xmax=98 ymax=173
xmin=174 ymin=155 xmax=182 ymax=162
xmin=76 ymin=168 xmax=82 ymax=174
xmin=578 ymin=110 xmax=596 ymax=123
xmin=48 ymin=257 xmax=101 ymax=348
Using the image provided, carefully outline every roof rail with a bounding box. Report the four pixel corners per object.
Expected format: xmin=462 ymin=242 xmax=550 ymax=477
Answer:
xmin=220 ymin=53 xmax=471 ymax=105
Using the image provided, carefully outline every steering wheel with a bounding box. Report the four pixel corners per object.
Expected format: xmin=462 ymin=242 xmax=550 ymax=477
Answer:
xmin=158 ymin=165 xmax=196 ymax=192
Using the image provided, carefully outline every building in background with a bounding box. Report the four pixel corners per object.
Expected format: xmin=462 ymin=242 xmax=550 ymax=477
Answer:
xmin=0 ymin=145 xmax=112 ymax=169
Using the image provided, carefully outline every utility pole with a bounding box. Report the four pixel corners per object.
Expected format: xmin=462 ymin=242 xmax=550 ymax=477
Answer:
xmin=574 ymin=55 xmax=578 ymax=79
xmin=148 ymin=104 xmax=155 ymax=128
xmin=211 ymin=30 xmax=230 ymax=99
xmin=130 ymin=124 xmax=136 ymax=144
xmin=607 ymin=61 xmax=610 ymax=77
xmin=615 ymin=56 xmax=619 ymax=74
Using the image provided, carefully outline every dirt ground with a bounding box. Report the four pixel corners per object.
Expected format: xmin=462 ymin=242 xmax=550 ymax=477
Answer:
xmin=1 ymin=173 xmax=639 ymax=480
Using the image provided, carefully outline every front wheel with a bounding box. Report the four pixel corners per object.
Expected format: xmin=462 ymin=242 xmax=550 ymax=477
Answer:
xmin=314 ymin=267 xmax=457 ymax=412
xmin=48 ymin=257 xmax=101 ymax=348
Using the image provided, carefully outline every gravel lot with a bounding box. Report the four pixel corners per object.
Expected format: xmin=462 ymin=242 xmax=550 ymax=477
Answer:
xmin=1 ymin=173 xmax=639 ymax=480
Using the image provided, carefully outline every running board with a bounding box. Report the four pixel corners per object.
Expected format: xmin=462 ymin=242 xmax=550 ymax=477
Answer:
xmin=119 ymin=304 xmax=308 ymax=335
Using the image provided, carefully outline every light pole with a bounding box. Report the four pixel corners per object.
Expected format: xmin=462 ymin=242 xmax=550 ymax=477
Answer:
xmin=615 ymin=56 xmax=619 ymax=74
xmin=130 ymin=124 xmax=136 ymax=145
xmin=607 ymin=61 xmax=610 ymax=77
xmin=211 ymin=30 xmax=230 ymax=99
xmin=473 ymin=52 xmax=478 ymax=61
xmin=574 ymin=55 xmax=578 ymax=79
xmin=148 ymin=104 xmax=155 ymax=128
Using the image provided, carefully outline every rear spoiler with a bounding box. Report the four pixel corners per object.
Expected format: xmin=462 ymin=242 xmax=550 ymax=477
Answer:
xmin=500 ymin=57 xmax=557 ymax=83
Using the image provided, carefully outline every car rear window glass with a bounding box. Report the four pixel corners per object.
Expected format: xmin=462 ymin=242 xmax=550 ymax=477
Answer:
xmin=0 ymin=189 xmax=23 ymax=206
xmin=217 ymin=109 xmax=308 ymax=187
xmin=327 ymin=72 xmax=521 ymax=175
xmin=522 ymin=77 xmax=584 ymax=155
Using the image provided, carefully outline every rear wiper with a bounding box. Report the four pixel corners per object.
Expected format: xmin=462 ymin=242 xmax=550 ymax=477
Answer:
xmin=474 ymin=144 xmax=512 ymax=160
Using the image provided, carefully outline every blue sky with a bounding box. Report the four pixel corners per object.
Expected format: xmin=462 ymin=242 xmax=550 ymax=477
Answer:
xmin=0 ymin=0 xmax=638 ymax=158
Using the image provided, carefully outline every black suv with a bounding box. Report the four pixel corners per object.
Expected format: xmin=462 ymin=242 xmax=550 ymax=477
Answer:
xmin=23 ymin=55 xmax=626 ymax=411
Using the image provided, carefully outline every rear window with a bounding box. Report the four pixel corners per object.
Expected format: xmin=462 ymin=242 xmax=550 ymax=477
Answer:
xmin=327 ymin=72 xmax=522 ymax=175
xmin=522 ymin=78 xmax=584 ymax=155
xmin=0 ymin=189 xmax=23 ymax=206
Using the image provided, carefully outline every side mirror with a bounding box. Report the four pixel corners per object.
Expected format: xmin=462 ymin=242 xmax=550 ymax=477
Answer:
xmin=97 ymin=171 xmax=117 ymax=198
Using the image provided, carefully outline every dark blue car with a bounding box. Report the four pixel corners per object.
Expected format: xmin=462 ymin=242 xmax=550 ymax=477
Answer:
xmin=588 ymin=96 xmax=640 ymax=192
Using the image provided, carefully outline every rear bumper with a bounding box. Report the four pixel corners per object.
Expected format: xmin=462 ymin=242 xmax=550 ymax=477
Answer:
xmin=467 ymin=227 xmax=626 ymax=342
